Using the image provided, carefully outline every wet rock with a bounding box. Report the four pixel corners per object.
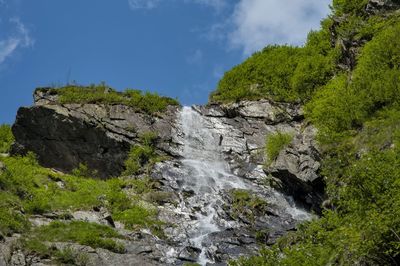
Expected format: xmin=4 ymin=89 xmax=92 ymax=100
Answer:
xmin=202 ymin=229 xmax=259 ymax=263
xmin=178 ymin=246 xmax=201 ymax=262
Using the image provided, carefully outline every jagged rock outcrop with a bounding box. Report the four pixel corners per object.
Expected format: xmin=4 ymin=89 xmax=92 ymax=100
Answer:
xmin=193 ymin=100 xmax=324 ymax=211
xmin=12 ymin=89 xmax=180 ymax=178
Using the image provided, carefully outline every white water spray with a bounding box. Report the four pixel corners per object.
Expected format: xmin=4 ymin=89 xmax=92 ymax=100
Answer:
xmin=179 ymin=106 xmax=248 ymax=265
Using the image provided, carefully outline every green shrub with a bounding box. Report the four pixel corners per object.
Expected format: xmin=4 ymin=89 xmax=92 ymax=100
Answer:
xmin=211 ymin=46 xmax=303 ymax=103
xmin=210 ymin=42 xmax=335 ymax=104
xmin=41 ymin=84 xmax=179 ymax=114
xmin=0 ymin=153 xmax=162 ymax=234
xmin=71 ymin=163 xmax=98 ymax=178
xmin=122 ymin=132 xmax=162 ymax=176
xmin=352 ymin=22 xmax=400 ymax=109
xmin=28 ymin=221 xmax=125 ymax=254
xmin=113 ymin=204 xmax=164 ymax=237
xmin=54 ymin=247 xmax=76 ymax=264
xmin=0 ymin=124 xmax=14 ymax=153
xmin=265 ymin=132 xmax=293 ymax=163
xmin=230 ymin=189 xmax=268 ymax=222
xmin=331 ymin=0 xmax=369 ymax=16
xmin=0 ymin=193 xmax=29 ymax=236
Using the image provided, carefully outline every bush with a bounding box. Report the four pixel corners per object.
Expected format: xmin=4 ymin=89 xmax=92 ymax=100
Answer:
xmin=211 ymin=46 xmax=303 ymax=103
xmin=265 ymin=131 xmax=293 ymax=163
xmin=0 ymin=124 xmax=14 ymax=153
xmin=352 ymin=22 xmax=400 ymax=109
xmin=210 ymin=41 xmax=336 ymax=104
xmin=122 ymin=132 xmax=162 ymax=176
xmin=331 ymin=0 xmax=369 ymax=16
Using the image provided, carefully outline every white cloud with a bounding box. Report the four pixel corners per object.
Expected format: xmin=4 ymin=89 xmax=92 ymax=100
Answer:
xmin=185 ymin=0 xmax=227 ymax=11
xmin=0 ymin=38 xmax=19 ymax=64
xmin=0 ymin=18 xmax=34 ymax=65
xmin=228 ymin=0 xmax=331 ymax=55
xmin=186 ymin=49 xmax=203 ymax=65
xmin=128 ymin=0 xmax=161 ymax=10
xmin=128 ymin=0 xmax=227 ymax=11
xmin=10 ymin=17 xmax=34 ymax=47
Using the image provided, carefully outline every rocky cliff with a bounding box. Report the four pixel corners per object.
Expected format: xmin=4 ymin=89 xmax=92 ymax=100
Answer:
xmin=12 ymin=89 xmax=181 ymax=178
xmin=4 ymin=89 xmax=324 ymax=265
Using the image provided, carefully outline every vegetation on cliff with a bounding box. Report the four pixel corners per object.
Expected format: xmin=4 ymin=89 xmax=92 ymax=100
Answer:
xmin=37 ymin=83 xmax=179 ymax=114
xmin=222 ymin=0 xmax=400 ymax=265
xmin=0 ymin=125 xmax=166 ymax=261
xmin=265 ymin=131 xmax=293 ymax=164
xmin=0 ymin=124 xmax=14 ymax=153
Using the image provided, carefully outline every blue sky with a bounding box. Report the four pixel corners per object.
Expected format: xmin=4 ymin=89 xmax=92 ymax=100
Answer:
xmin=0 ymin=0 xmax=330 ymax=124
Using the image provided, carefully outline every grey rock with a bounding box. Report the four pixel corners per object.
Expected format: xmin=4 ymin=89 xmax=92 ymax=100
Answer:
xmin=366 ymin=0 xmax=400 ymax=14
xmin=12 ymin=89 xmax=180 ymax=178
xmin=72 ymin=209 xmax=115 ymax=227
xmin=10 ymin=250 xmax=25 ymax=266
xmin=178 ymin=246 xmax=201 ymax=262
xmin=265 ymin=125 xmax=324 ymax=212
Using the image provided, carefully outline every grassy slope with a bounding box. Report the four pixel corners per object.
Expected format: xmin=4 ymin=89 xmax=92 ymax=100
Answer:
xmin=0 ymin=126 xmax=169 ymax=261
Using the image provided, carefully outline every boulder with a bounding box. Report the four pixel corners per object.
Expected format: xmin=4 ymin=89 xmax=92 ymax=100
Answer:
xmin=265 ymin=125 xmax=325 ymax=212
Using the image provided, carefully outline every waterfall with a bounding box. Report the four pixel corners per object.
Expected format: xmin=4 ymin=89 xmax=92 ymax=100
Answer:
xmin=176 ymin=106 xmax=311 ymax=265
xmin=179 ymin=106 xmax=248 ymax=265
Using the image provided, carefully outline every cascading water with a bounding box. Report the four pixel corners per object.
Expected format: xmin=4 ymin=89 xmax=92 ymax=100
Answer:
xmin=175 ymin=106 xmax=311 ymax=265
xmin=179 ymin=106 xmax=248 ymax=265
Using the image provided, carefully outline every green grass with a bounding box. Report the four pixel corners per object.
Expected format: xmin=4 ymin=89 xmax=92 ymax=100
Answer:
xmin=0 ymin=124 xmax=14 ymax=153
xmin=122 ymin=132 xmax=164 ymax=176
xmin=25 ymin=221 xmax=125 ymax=254
xmin=37 ymin=84 xmax=179 ymax=114
xmin=265 ymin=132 xmax=293 ymax=164
xmin=0 ymin=192 xmax=30 ymax=236
xmin=0 ymin=150 xmax=163 ymax=240
xmin=230 ymin=189 xmax=268 ymax=222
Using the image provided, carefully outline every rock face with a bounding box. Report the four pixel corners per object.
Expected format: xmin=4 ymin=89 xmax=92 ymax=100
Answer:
xmin=12 ymin=89 xmax=180 ymax=178
xmin=193 ymin=100 xmax=324 ymax=211
xmin=10 ymin=91 xmax=324 ymax=265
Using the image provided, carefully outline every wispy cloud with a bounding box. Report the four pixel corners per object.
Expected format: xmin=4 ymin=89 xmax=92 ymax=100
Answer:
xmin=0 ymin=39 xmax=19 ymax=64
xmin=0 ymin=17 xmax=34 ymax=65
xmin=228 ymin=0 xmax=331 ymax=55
xmin=128 ymin=0 xmax=227 ymax=11
xmin=184 ymin=0 xmax=227 ymax=12
xmin=128 ymin=0 xmax=161 ymax=10
xmin=186 ymin=49 xmax=203 ymax=65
